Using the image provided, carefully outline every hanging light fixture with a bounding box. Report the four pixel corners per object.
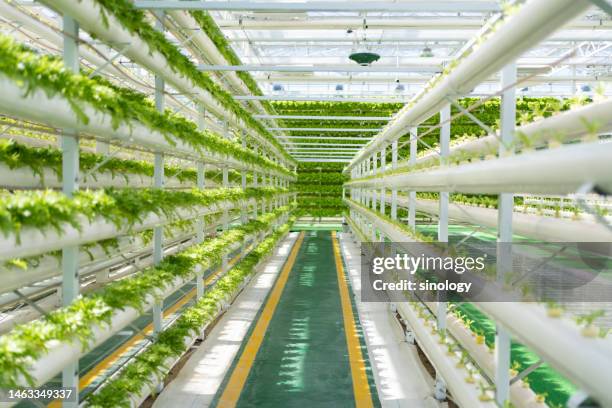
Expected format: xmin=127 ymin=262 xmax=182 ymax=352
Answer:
xmin=421 ymin=45 xmax=434 ymax=58
xmin=348 ymin=17 xmax=380 ymax=66
xmin=349 ymin=51 xmax=380 ymax=66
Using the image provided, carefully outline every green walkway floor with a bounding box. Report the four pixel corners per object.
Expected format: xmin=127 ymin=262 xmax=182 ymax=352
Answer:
xmin=215 ymin=231 xmax=378 ymax=408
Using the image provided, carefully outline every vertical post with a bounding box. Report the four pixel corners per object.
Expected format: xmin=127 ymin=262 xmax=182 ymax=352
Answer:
xmin=241 ymin=132 xmax=248 ymax=223
xmin=408 ymin=127 xmax=417 ymax=229
xmin=195 ymin=105 xmax=206 ymax=299
xmin=61 ymin=15 xmax=80 ymax=407
xmin=380 ymin=146 xmax=386 ymax=215
xmin=437 ymin=104 xmax=451 ymax=332
xmin=222 ymin=165 xmax=230 ymax=271
xmin=152 ymin=10 xmax=165 ymax=337
xmin=391 ymin=140 xmax=398 ymax=220
xmin=495 ymin=62 xmax=516 ymax=407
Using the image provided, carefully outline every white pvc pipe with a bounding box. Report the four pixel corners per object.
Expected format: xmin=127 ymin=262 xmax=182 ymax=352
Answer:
xmin=346 ymin=201 xmax=612 ymax=407
xmin=346 ymin=0 xmax=591 ymax=171
xmin=168 ymin=11 xmax=293 ymax=165
xmin=391 ymin=196 xmax=612 ymax=242
xmin=347 ymin=142 xmax=612 ymax=195
xmin=395 ymin=302 xmax=497 ymax=408
xmin=0 ymin=164 xmax=197 ymax=190
xmin=440 ymin=310 xmax=546 ymax=408
xmin=43 ymin=0 xmax=290 ymax=168
xmin=0 ymin=194 xmax=290 ymax=261
xmin=116 ymin=231 xmax=289 ymax=407
xmin=0 ymin=76 xmax=288 ymax=178
xmin=0 ymin=213 xmax=232 ymax=298
xmin=478 ymin=302 xmax=612 ymax=408
xmin=21 ymin=223 xmax=277 ymax=387
xmin=408 ymin=99 xmax=612 ymax=170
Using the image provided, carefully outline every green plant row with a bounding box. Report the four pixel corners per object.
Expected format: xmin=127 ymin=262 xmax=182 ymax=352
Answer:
xmin=297 ymin=162 xmax=345 ymax=172
xmin=0 ymin=35 xmax=293 ymax=176
xmin=345 ymin=198 xmax=432 ymax=243
xmin=0 ymin=205 xmax=294 ymax=389
xmin=0 ymin=139 xmax=254 ymax=186
xmin=295 ymin=208 xmax=344 ymax=218
xmin=188 ymin=12 xmax=274 ymax=112
xmin=0 ymin=186 xmax=285 ymax=242
xmin=295 ymin=162 xmax=347 ymax=216
xmin=87 ymin=0 xmax=291 ymax=163
xmin=270 ymin=101 xmax=402 ymax=117
xmin=297 ymin=172 xmax=348 ymax=185
xmin=85 ymin=213 xmax=295 ymax=407
xmin=298 ymin=197 xmax=345 ymax=208
xmin=297 ymin=185 xmax=343 ymax=195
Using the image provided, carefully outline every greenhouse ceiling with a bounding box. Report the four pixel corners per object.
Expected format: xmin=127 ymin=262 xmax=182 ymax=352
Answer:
xmin=1 ymin=0 xmax=611 ymax=162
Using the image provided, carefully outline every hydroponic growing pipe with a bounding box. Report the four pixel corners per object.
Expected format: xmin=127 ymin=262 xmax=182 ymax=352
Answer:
xmin=0 ymin=76 xmax=291 ymax=180
xmin=0 ymin=193 xmax=291 ymax=261
xmin=346 ymin=0 xmax=591 ymax=172
xmin=345 ymin=199 xmax=612 ymax=407
xmin=390 ymin=195 xmax=612 ymax=242
xmin=395 ymin=99 xmax=612 ymax=172
xmin=43 ymin=0 xmax=292 ymax=168
xmin=346 ymin=142 xmax=612 ymax=195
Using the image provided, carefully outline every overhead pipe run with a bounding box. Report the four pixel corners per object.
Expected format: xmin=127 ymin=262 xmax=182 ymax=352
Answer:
xmin=345 ymin=0 xmax=593 ymax=173
xmin=346 ymin=142 xmax=612 ymax=195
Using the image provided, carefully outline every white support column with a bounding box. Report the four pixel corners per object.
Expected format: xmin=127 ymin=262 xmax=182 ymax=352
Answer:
xmin=195 ymin=105 xmax=206 ymax=299
xmin=253 ymin=147 xmax=259 ymax=188
xmin=437 ymin=104 xmax=451 ymax=332
xmin=61 ymin=15 xmax=80 ymax=407
xmin=152 ymin=10 xmax=165 ymax=338
xmin=371 ymin=187 xmax=377 ymax=211
xmin=222 ymin=165 xmax=230 ymax=271
xmin=495 ymin=61 xmax=516 ymax=407
xmin=391 ymin=140 xmax=398 ymax=220
xmin=380 ymin=146 xmax=386 ymax=215
xmin=408 ymin=127 xmax=417 ymax=229
xmin=241 ymin=132 xmax=248 ymax=223
xmin=195 ymin=162 xmax=206 ymax=299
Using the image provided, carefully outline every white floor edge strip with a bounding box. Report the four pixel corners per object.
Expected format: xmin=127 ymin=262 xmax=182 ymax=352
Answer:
xmin=337 ymin=231 xmax=443 ymax=408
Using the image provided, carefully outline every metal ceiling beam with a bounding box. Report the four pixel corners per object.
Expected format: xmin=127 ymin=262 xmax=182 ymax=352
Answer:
xmin=256 ymin=74 xmax=612 ymax=84
xmin=268 ymin=127 xmax=381 ymax=132
xmin=295 ymin=158 xmax=351 ymax=162
xmin=198 ymin=64 xmax=442 ymax=73
xmin=282 ymin=136 xmax=374 ymax=140
xmin=254 ymin=114 xmax=391 ymax=121
xmin=235 ymin=95 xmax=410 ymax=102
xmin=133 ymin=1 xmax=501 ymax=12
xmin=288 ymin=149 xmax=361 ymax=152
xmin=280 ymin=142 xmax=368 ymax=146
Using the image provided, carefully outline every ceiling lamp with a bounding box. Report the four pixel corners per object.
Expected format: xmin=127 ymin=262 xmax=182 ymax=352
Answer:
xmin=421 ymin=46 xmax=434 ymax=58
xmin=335 ymin=84 xmax=344 ymax=91
xmin=395 ymin=83 xmax=405 ymax=93
xmin=272 ymin=83 xmax=284 ymax=92
xmin=349 ymin=51 xmax=380 ymax=66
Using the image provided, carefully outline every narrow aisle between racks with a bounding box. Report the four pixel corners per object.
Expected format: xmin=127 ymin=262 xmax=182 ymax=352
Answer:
xmin=214 ymin=230 xmax=379 ymax=408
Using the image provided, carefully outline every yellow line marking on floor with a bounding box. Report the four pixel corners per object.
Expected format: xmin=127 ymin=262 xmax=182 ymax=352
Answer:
xmin=217 ymin=232 xmax=305 ymax=408
xmin=48 ymin=247 xmax=249 ymax=408
xmin=332 ymin=230 xmax=374 ymax=408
